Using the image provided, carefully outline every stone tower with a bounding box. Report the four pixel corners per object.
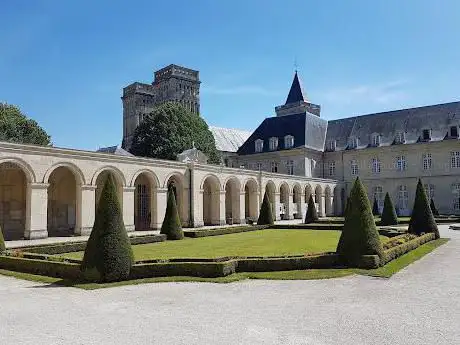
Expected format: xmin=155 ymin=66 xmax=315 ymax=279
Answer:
xmin=121 ymin=64 xmax=200 ymax=150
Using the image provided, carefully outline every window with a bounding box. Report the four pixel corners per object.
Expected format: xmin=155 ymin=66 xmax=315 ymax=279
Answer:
xmin=371 ymin=158 xmax=381 ymax=173
xmin=286 ymin=160 xmax=294 ymax=175
xmin=374 ymin=186 xmax=383 ymax=208
xmin=422 ymin=129 xmax=431 ymax=141
xmin=424 ymin=184 xmax=435 ymax=201
xmin=327 ymin=140 xmax=336 ymax=151
xmin=255 ymin=139 xmax=264 ymax=153
xmin=450 ymin=126 xmax=459 ymax=138
xmin=328 ymin=161 xmax=336 ymax=176
xmin=398 ymin=185 xmax=409 ymax=210
xmin=422 ymin=153 xmax=432 ymax=170
xmin=284 ymin=135 xmax=294 ymax=149
xmin=351 ymin=160 xmax=359 ymax=176
xmin=451 ymin=151 xmax=460 ymax=168
xmin=269 ymin=137 xmax=278 ymax=151
xmin=452 ymin=183 xmax=460 ymax=210
xmin=270 ymin=161 xmax=278 ymax=173
xmin=395 ymin=131 xmax=406 ymax=144
xmin=256 ymin=163 xmax=263 ymax=171
xmin=396 ymin=156 xmax=406 ymax=171
xmin=348 ymin=137 xmax=358 ymax=149
xmin=371 ymin=134 xmax=381 ymax=147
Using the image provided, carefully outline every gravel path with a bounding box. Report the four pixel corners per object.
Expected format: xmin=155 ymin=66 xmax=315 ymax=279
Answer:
xmin=1 ymin=225 xmax=459 ymax=345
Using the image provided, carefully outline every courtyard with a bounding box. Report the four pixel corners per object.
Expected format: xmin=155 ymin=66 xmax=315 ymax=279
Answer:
xmin=0 ymin=224 xmax=457 ymax=345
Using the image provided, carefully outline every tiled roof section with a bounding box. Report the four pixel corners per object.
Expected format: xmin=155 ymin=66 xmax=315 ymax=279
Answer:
xmin=97 ymin=145 xmax=134 ymax=156
xmin=237 ymin=112 xmax=328 ymax=155
xmin=285 ymin=72 xmax=307 ymax=105
xmin=209 ymin=126 xmax=252 ymax=153
xmin=325 ymin=101 xmax=460 ymax=151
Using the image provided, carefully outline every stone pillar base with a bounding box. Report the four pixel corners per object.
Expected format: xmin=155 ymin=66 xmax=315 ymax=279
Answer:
xmin=294 ymin=214 xmax=302 ymax=219
xmin=192 ymin=221 xmax=204 ymax=228
xmin=212 ymin=220 xmax=227 ymax=226
xmin=74 ymin=227 xmax=92 ymax=236
xmin=125 ymin=224 xmax=135 ymax=232
xmin=24 ymin=229 xmax=48 ymax=240
xmin=239 ymin=218 xmax=246 ymax=225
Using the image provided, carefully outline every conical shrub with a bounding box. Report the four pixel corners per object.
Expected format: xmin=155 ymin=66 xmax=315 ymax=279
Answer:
xmin=372 ymin=198 xmax=380 ymax=216
xmin=304 ymin=194 xmax=318 ymax=224
xmin=81 ymin=174 xmax=134 ymax=282
xmin=337 ymin=196 xmax=352 ymax=253
xmin=408 ymin=179 xmax=439 ymax=238
xmin=161 ymin=187 xmax=184 ymax=240
xmin=430 ymin=199 xmax=439 ymax=216
xmin=337 ymin=177 xmax=383 ymax=266
xmin=0 ymin=225 xmax=5 ymax=253
xmin=380 ymin=192 xmax=398 ymax=226
xmin=257 ymin=192 xmax=274 ymax=225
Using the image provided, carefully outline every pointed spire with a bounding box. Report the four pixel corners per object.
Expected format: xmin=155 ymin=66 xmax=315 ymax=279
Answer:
xmin=285 ymin=71 xmax=307 ymax=105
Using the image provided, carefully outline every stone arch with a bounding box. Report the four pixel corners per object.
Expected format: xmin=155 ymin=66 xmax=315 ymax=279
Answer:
xmin=165 ymin=172 xmax=188 ymax=226
xmin=224 ymin=177 xmax=241 ymax=224
xmin=315 ymin=184 xmax=323 ymax=217
xmin=133 ymin=171 xmax=159 ymax=231
xmin=325 ymin=185 xmax=333 ymax=216
xmin=264 ymin=180 xmax=277 ymax=219
xmin=0 ymin=157 xmax=35 ymax=183
xmin=92 ymin=167 xmax=125 ymax=211
xmin=279 ymin=182 xmax=290 ymax=220
xmin=43 ymin=162 xmax=85 ymax=186
xmin=244 ymin=178 xmax=259 ymax=221
xmin=202 ymin=175 xmax=221 ymax=225
xmin=292 ymin=183 xmax=302 ymax=219
xmin=0 ymin=161 xmax=29 ymax=240
xmin=200 ymin=173 xmax=222 ymax=191
xmin=130 ymin=169 xmax=160 ymax=189
xmin=304 ymin=183 xmax=312 ymax=203
xmin=91 ymin=165 xmax=126 ymax=187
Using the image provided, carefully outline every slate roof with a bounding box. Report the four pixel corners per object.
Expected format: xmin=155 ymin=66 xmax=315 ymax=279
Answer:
xmin=237 ymin=112 xmax=328 ymax=155
xmin=285 ymin=72 xmax=307 ymax=104
xmin=325 ymin=101 xmax=460 ymax=151
xmin=209 ymin=126 xmax=252 ymax=152
xmin=97 ymin=145 xmax=134 ymax=156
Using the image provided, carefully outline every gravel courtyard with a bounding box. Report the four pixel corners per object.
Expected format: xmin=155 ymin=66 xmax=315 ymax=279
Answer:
xmin=1 ymin=225 xmax=459 ymax=345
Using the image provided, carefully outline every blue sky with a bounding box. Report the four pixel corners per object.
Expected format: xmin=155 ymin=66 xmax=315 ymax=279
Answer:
xmin=1 ymin=0 xmax=459 ymax=150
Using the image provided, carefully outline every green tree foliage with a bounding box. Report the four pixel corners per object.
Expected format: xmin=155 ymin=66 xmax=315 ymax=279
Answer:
xmin=372 ymin=198 xmax=380 ymax=216
xmin=430 ymin=199 xmax=439 ymax=216
xmin=380 ymin=192 xmax=398 ymax=226
xmin=0 ymin=103 xmax=51 ymax=145
xmin=160 ymin=187 xmax=184 ymax=240
xmin=257 ymin=192 xmax=274 ymax=225
xmin=130 ymin=102 xmax=220 ymax=164
xmin=0 ymin=225 xmax=5 ymax=253
xmin=304 ymin=194 xmax=319 ymax=224
xmin=81 ymin=174 xmax=134 ymax=282
xmin=337 ymin=177 xmax=383 ymax=265
xmin=408 ymin=179 xmax=440 ymax=238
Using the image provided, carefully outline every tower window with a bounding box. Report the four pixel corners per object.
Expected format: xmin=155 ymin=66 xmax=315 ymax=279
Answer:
xmin=327 ymin=140 xmax=336 ymax=151
xmin=269 ymin=137 xmax=279 ymax=151
xmin=422 ymin=129 xmax=431 ymax=141
xmin=371 ymin=134 xmax=381 ymax=147
xmin=284 ymin=135 xmax=294 ymax=149
xmin=395 ymin=131 xmax=406 ymax=144
xmin=255 ymin=139 xmax=264 ymax=153
xmin=450 ymin=126 xmax=458 ymax=138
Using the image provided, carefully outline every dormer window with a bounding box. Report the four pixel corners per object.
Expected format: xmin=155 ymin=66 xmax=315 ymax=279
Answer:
xmin=395 ymin=131 xmax=406 ymax=144
xmin=371 ymin=134 xmax=381 ymax=147
xmin=348 ymin=136 xmax=359 ymax=149
xmin=269 ymin=137 xmax=278 ymax=151
xmin=450 ymin=125 xmax=458 ymax=138
xmin=284 ymin=135 xmax=294 ymax=149
xmin=255 ymin=139 xmax=264 ymax=153
xmin=327 ymin=140 xmax=336 ymax=152
xmin=422 ymin=129 xmax=431 ymax=141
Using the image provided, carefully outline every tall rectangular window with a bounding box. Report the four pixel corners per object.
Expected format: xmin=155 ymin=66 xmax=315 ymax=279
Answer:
xmin=255 ymin=139 xmax=264 ymax=153
xmin=371 ymin=158 xmax=381 ymax=173
xmin=270 ymin=161 xmax=278 ymax=173
xmin=256 ymin=163 xmax=263 ymax=171
xmin=286 ymin=160 xmax=294 ymax=175
xmin=398 ymin=185 xmax=408 ymax=210
xmin=372 ymin=134 xmax=381 ymax=147
xmin=424 ymin=184 xmax=435 ymax=201
xmin=422 ymin=153 xmax=432 ymax=170
xmin=451 ymin=151 xmax=460 ymax=168
xmin=374 ymin=186 xmax=383 ymax=208
xmin=351 ymin=160 xmax=359 ymax=176
xmin=450 ymin=126 xmax=458 ymax=138
xmin=329 ymin=161 xmax=336 ymax=176
xmin=284 ymin=135 xmax=294 ymax=149
xmin=422 ymin=129 xmax=431 ymax=141
xmin=452 ymin=183 xmax=460 ymax=210
xmin=396 ymin=156 xmax=406 ymax=171
xmin=269 ymin=137 xmax=278 ymax=151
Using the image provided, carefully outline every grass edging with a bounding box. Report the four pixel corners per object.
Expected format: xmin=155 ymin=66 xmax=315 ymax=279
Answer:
xmin=184 ymin=225 xmax=268 ymax=238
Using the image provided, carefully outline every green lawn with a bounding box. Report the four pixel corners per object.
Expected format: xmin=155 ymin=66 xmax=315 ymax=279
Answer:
xmin=61 ymin=229 xmax=350 ymax=261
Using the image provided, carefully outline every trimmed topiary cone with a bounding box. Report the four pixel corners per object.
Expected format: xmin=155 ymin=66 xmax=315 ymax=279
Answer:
xmin=305 ymin=194 xmax=319 ymax=224
xmin=337 ymin=177 xmax=383 ymax=266
xmin=380 ymin=192 xmax=398 ymax=226
xmin=161 ymin=187 xmax=184 ymax=240
xmin=0 ymin=225 xmax=5 ymax=253
xmin=257 ymin=192 xmax=274 ymax=225
xmin=372 ymin=198 xmax=380 ymax=216
xmin=430 ymin=199 xmax=439 ymax=217
xmin=408 ymin=179 xmax=439 ymax=238
xmin=81 ymin=173 xmax=134 ymax=282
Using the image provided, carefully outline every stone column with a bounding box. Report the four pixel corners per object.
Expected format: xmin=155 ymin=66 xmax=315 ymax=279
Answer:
xmin=295 ymin=198 xmax=303 ymax=219
xmin=193 ymin=190 xmax=204 ymax=228
xmin=326 ymin=195 xmax=334 ymax=216
xmin=217 ymin=191 xmax=226 ymax=225
xmin=25 ymin=183 xmax=49 ymax=239
xmin=239 ymin=191 xmax=246 ymax=224
xmin=75 ymin=185 xmax=96 ymax=236
xmin=151 ymin=188 xmax=167 ymax=229
xmin=274 ymin=192 xmax=281 ymax=221
xmin=319 ymin=194 xmax=326 ymax=217
xmin=287 ymin=193 xmax=294 ymax=220
xmin=123 ymin=186 xmax=135 ymax=232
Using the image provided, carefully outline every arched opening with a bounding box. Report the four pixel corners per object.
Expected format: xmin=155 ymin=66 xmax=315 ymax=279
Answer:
xmin=265 ymin=181 xmax=276 ymax=220
xmin=0 ymin=162 xmax=28 ymax=240
xmin=134 ymin=172 xmax=157 ymax=231
xmin=225 ymin=178 xmax=241 ymax=224
xmin=47 ymin=167 xmax=79 ymax=236
xmin=202 ymin=175 xmax=220 ymax=226
xmin=280 ymin=183 xmax=290 ymax=220
xmin=315 ymin=185 xmax=323 ymax=217
xmin=244 ymin=179 xmax=258 ymax=222
xmin=95 ymin=170 xmax=123 ymax=211
xmin=304 ymin=184 xmax=312 ymax=202
xmin=325 ymin=186 xmax=332 ymax=216
xmin=167 ymin=174 xmax=187 ymax=226
xmin=292 ymin=184 xmax=302 ymax=219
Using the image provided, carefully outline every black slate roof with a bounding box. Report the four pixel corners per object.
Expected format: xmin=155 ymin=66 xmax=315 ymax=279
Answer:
xmin=237 ymin=112 xmax=328 ymax=155
xmin=325 ymin=101 xmax=460 ymax=151
xmin=285 ymin=72 xmax=306 ymax=105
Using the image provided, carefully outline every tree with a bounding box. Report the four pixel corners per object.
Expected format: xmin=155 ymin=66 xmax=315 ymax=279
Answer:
xmin=0 ymin=225 xmax=5 ymax=253
xmin=372 ymin=198 xmax=380 ymax=216
xmin=257 ymin=192 xmax=274 ymax=225
xmin=304 ymin=195 xmax=318 ymax=224
xmin=130 ymin=102 xmax=220 ymax=164
xmin=408 ymin=179 xmax=439 ymax=238
xmin=0 ymin=103 xmax=51 ymax=145
xmin=337 ymin=177 xmax=383 ymax=265
xmin=380 ymin=192 xmax=398 ymax=226
xmin=160 ymin=187 xmax=184 ymax=240
xmin=430 ymin=199 xmax=439 ymax=216
xmin=81 ymin=174 xmax=134 ymax=282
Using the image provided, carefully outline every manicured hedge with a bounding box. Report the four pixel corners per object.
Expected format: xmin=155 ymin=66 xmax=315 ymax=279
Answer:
xmin=0 ymin=255 xmax=81 ymax=279
xmin=269 ymin=224 xmax=344 ymax=231
xmin=382 ymin=233 xmax=435 ymax=265
xmin=184 ymin=225 xmax=268 ymax=238
xmin=130 ymin=260 xmax=238 ymax=278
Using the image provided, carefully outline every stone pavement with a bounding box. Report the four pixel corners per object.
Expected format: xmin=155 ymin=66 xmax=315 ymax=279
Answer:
xmin=0 ymin=225 xmax=459 ymax=345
